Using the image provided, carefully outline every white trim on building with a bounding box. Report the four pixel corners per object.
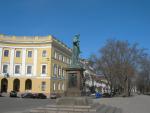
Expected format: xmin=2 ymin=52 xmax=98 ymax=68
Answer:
xmin=0 ymin=45 xmax=52 ymax=49
xmin=33 ymin=48 xmax=37 ymax=76
xmin=10 ymin=48 xmax=15 ymax=76
xmin=0 ymin=47 xmax=2 ymax=73
xmin=22 ymin=48 xmax=26 ymax=76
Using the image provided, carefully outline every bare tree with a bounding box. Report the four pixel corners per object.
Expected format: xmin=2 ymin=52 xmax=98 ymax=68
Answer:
xmin=137 ymin=56 xmax=150 ymax=93
xmin=89 ymin=39 xmax=146 ymax=96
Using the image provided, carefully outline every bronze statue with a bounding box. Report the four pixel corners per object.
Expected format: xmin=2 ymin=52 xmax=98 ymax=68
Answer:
xmin=71 ymin=34 xmax=81 ymax=67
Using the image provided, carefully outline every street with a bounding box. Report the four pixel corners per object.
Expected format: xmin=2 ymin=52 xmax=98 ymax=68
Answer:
xmin=0 ymin=95 xmax=150 ymax=113
xmin=0 ymin=97 xmax=56 ymax=113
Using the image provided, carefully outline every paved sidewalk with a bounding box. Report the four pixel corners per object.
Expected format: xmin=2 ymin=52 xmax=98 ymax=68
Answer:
xmin=93 ymin=95 xmax=150 ymax=113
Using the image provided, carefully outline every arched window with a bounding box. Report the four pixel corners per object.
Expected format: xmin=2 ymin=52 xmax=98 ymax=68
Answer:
xmin=25 ymin=79 xmax=32 ymax=90
xmin=1 ymin=78 xmax=8 ymax=92
xmin=41 ymin=81 xmax=46 ymax=91
xmin=13 ymin=79 xmax=20 ymax=92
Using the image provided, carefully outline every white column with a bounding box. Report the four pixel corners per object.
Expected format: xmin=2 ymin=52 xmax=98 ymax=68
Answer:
xmin=22 ymin=48 xmax=26 ymax=76
xmin=10 ymin=48 xmax=15 ymax=76
xmin=33 ymin=48 xmax=37 ymax=76
xmin=0 ymin=47 xmax=2 ymax=74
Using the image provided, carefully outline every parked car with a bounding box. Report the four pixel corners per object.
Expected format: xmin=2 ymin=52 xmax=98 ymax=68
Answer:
xmin=102 ymin=93 xmax=111 ymax=98
xmin=90 ymin=93 xmax=96 ymax=98
xmin=32 ymin=93 xmax=47 ymax=99
xmin=95 ymin=92 xmax=102 ymax=98
xmin=21 ymin=93 xmax=33 ymax=98
xmin=10 ymin=91 xmax=17 ymax=97
xmin=50 ymin=93 xmax=61 ymax=99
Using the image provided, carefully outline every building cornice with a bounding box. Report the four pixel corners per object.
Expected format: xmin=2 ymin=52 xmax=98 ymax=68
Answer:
xmin=0 ymin=35 xmax=53 ymax=44
xmin=0 ymin=35 xmax=72 ymax=52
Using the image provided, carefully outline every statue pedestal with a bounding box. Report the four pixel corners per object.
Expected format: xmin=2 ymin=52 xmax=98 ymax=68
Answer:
xmin=65 ymin=67 xmax=84 ymax=97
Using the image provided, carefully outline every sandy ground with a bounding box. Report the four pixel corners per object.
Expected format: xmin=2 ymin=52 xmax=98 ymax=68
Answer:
xmin=93 ymin=95 xmax=150 ymax=113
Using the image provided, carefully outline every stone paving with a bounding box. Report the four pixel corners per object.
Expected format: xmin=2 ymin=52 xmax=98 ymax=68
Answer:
xmin=93 ymin=95 xmax=150 ymax=113
xmin=0 ymin=96 xmax=56 ymax=113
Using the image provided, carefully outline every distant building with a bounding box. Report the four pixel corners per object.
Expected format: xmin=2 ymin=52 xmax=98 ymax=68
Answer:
xmin=80 ymin=59 xmax=110 ymax=94
xmin=80 ymin=59 xmax=95 ymax=92
xmin=0 ymin=35 xmax=72 ymax=96
xmin=94 ymin=75 xmax=110 ymax=94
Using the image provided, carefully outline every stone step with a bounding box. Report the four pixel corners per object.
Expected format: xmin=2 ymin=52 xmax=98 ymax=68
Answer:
xmin=35 ymin=107 xmax=89 ymax=112
xmin=29 ymin=104 xmax=122 ymax=113
xmin=46 ymin=105 xmax=91 ymax=109
xmin=30 ymin=109 xmax=89 ymax=113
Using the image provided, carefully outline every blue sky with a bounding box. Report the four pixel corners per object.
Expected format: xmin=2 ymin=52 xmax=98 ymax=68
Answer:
xmin=0 ymin=0 xmax=150 ymax=58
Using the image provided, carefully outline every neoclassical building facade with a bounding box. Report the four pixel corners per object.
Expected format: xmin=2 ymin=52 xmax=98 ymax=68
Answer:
xmin=0 ymin=35 xmax=72 ymax=96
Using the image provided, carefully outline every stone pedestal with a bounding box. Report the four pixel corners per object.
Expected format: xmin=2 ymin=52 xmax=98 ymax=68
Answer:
xmin=65 ymin=67 xmax=84 ymax=97
xmin=56 ymin=97 xmax=89 ymax=106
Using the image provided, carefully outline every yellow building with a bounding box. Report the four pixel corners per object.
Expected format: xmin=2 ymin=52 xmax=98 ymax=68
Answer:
xmin=0 ymin=35 xmax=72 ymax=96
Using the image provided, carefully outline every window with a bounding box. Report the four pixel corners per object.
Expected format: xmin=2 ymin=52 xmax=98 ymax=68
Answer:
xmin=58 ymin=66 xmax=61 ymax=77
xmin=53 ymin=82 xmax=56 ymax=91
xmin=53 ymin=64 xmax=57 ymax=76
xmin=62 ymin=56 xmax=65 ymax=62
xmin=58 ymin=83 xmax=60 ymax=90
xmin=62 ymin=69 xmax=65 ymax=77
xmin=59 ymin=54 xmax=62 ymax=61
xmin=42 ymin=65 xmax=46 ymax=74
xmin=67 ymin=58 xmax=70 ymax=64
xmin=61 ymin=55 xmax=63 ymax=61
xmin=54 ymin=51 xmax=57 ymax=59
xmin=42 ymin=50 xmax=47 ymax=57
xmin=25 ymin=79 xmax=32 ymax=90
xmin=27 ymin=65 xmax=32 ymax=74
xmin=68 ymin=58 xmax=71 ymax=64
xmin=28 ymin=51 xmax=32 ymax=57
xmin=3 ymin=65 xmax=8 ymax=73
xmin=16 ymin=51 xmax=21 ymax=57
xmin=70 ymin=60 xmax=72 ymax=64
xmin=41 ymin=82 xmax=46 ymax=91
xmin=64 ymin=57 xmax=66 ymax=63
xmin=62 ymin=83 xmax=64 ymax=91
xmin=4 ymin=50 xmax=9 ymax=57
xmin=15 ymin=65 xmax=20 ymax=74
